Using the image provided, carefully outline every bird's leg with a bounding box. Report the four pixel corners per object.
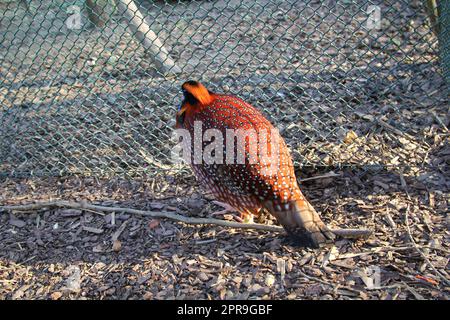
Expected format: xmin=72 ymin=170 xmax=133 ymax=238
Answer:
xmin=210 ymin=201 xmax=254 ymax=223
xmin=240 ymin=211 xmax=255 ymax=224
xmin=210 ymin=201 xmax=237 ymax=216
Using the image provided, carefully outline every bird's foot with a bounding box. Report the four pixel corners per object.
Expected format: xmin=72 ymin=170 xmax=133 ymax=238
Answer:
xmin=240 ymin=213 xmax=254 ymax=224
xmin=300 ymin=221 xmax=335 ymax=249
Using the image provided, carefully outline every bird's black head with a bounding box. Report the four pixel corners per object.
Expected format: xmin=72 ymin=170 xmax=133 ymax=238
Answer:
xmin=181 ymin=82 xmax=199 ymax=106
xmin=181 ymin=80 xmax=213 ymax=106
xmin=176 ymin=81 xmax=213 ymax=128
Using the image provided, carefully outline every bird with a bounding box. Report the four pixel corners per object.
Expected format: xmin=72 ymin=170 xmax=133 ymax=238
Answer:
xmin=175 ymin=80 xmax=335 ymax=248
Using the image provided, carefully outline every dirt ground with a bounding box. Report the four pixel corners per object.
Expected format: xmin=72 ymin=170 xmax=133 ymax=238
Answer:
xmin=0 ymin=0 xmax=449 ymax=300
xmin=1 ymin=163 xmax=449 ymax=300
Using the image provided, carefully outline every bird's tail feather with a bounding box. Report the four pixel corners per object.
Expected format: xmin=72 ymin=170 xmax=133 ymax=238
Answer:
xmin=266 ymin=199 xmax=335 ymax=248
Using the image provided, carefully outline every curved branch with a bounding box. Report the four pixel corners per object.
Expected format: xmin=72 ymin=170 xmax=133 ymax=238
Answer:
xmin=0 ymin=200 xmax=372 ymax=239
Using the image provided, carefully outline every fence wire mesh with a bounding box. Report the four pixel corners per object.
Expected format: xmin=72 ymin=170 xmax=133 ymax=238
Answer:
xmin=0 ymin=0 xmax=448 ymax=178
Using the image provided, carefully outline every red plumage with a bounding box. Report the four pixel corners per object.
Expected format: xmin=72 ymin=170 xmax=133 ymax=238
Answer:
xmin=176 ymin=81 xmax=334 ymax=248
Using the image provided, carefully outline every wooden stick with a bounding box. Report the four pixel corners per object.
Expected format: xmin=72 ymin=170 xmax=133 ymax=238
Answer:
xmin=431 ymin=111 xmax=449 ymax=132
xmin=116 ymin=0 xmax=181 ymax=75
xmin=299 ymin=172 xmax=342 ymax=182
xmin=377 ymin=119 xmax=408 ymax=137
xmin=0 ymin=200 xmax=372 ymax=239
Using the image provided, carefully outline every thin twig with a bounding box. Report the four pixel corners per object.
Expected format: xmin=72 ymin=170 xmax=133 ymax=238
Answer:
xmin=400 ymin=175 xmax=450 ymax=286
xmin=296 ymin=270 xmax=363 ymax=295
xmin=81 ymin=207 xmax=105 ymax=216
xmin=330 ymin=228 xmax=372 ymax=239
xmin=404 ymin=204 xmax=450 ymax=286
xmin=377 ymin=119 xmax=415 ymax=141
xmin=332 ymin=245 xmax=450 ymax=261
xmin=139 ymin=149 xmax=181 ymax=171
xmin=0 ymin=200 xmax=372 ymax=239
xmin=297 ymin=269 xmax=335 ymax=287
xmin=195 ymin=239 xmax=217 ymax=245
xmin=299 ymin=172 xmax=342 ymax=182
xmin=377 ymin=119 xmax=430 ymax=147
xmin=112 ymin=220 xmax=129 ymax=242
xmin=430 ymin=111 xmax=449 ymax=132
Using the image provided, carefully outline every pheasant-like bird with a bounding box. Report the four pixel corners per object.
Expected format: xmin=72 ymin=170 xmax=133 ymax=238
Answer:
xmin=175 ymin=81 xmax=335 ymax=248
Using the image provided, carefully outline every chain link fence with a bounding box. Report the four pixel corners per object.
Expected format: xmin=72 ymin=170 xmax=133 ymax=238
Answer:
xmin=0 ymin=0 xmax=448 ymax=178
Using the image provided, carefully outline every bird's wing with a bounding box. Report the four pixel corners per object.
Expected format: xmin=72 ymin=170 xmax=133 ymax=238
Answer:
xmin=194 ymin=96 xmax=298 ymax=202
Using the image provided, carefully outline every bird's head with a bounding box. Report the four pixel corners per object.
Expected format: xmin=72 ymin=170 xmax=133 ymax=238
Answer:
xmin=176 ymin=80 xmax=214 ymax=128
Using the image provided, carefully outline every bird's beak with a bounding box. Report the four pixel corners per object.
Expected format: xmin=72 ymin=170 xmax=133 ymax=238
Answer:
xmin=175 ymin=104 xmax=187 ymax=128
xmin=177 ymin=104 xmax=187 ymax=117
